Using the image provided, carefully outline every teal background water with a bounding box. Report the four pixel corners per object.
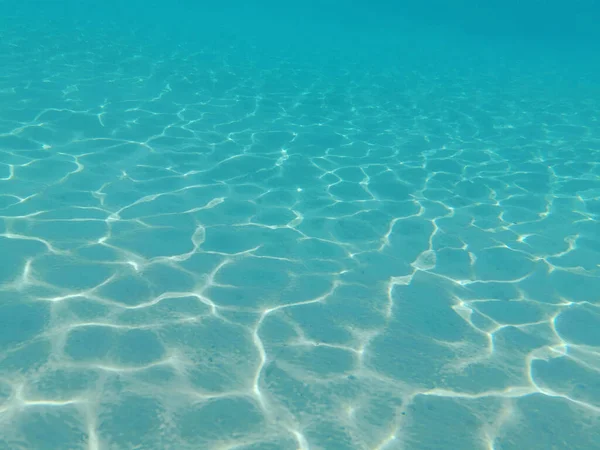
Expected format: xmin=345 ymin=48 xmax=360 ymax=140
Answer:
xmin=1 ymin=1 xmax=600 ymax=449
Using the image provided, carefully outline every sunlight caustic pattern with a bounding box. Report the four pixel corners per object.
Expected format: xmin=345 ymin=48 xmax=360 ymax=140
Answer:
xmin=1 ymin=25 xmax=600 ymax=450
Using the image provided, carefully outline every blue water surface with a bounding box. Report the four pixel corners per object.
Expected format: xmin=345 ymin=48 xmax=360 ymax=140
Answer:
xmin=1 ymin=1 xmax=600 ymax=449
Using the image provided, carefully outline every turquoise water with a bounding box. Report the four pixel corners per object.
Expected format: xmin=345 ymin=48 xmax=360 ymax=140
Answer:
xmin=1 ymin=1 xmax=600 ymax=449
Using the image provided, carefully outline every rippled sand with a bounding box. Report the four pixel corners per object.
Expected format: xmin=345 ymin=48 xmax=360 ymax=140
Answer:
xmin=1 ymin=20 xmax=599 ymax=450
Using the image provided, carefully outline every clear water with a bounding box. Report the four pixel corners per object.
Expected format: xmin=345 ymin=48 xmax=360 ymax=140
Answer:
xmin=1 ymin=1 xmax=600 ymax=449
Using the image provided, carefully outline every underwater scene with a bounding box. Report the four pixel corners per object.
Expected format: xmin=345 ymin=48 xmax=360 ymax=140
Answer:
xmin=1 ymin=1 xmax=599 ymax=449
